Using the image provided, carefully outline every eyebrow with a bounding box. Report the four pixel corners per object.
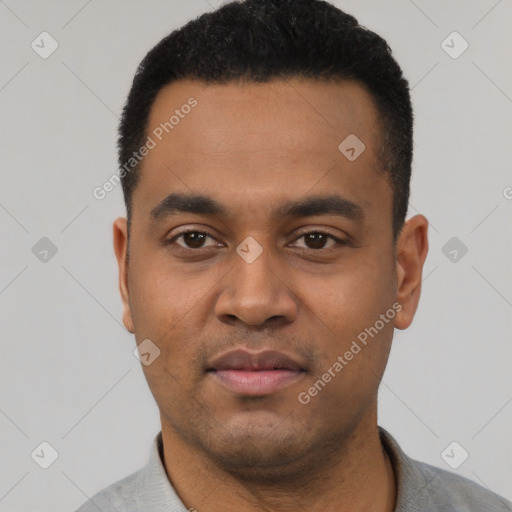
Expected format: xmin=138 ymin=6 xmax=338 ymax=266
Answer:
xmin=149 ymin=192 xmax=364 ymax=223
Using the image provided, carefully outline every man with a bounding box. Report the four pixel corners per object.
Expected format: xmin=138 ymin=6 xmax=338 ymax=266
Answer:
xmin=76 ymin=0 xmax=511 ymax=510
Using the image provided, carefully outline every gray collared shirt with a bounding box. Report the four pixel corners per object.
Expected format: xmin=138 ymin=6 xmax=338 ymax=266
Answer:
xmin=75 ymin=427 xmax=511 ymax=511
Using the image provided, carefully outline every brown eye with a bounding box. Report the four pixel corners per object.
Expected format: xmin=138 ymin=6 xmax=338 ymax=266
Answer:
xmin=164 ymin=229 xmax=344 ymax=253
xmin=303 ymin=233 xmax=331 ymax=249
xmin=291 ymin=231 xmax=342 ymax=251
xmin=166 ymin=230 xmax=218 ymax=250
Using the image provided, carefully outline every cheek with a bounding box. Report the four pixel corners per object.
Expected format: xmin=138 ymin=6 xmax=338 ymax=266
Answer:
xmin=297 ymin=249 xmax=396 ymax=396
xmin=128 ymin=249 xmax=200 ymax=334
xmin=127 ymin=251 xmax=225 ymax=375
xmin=303 ymin=252 xmax=396 ymax=338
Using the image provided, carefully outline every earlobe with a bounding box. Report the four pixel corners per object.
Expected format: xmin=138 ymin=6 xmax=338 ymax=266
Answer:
xmin=113 ymin=217 xmax=135 ymax=333
xmin=394 ymin=215 xmax=429 ymax=330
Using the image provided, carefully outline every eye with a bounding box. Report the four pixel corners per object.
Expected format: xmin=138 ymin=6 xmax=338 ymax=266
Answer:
xmin=163 ymin=229 xmax=345 ymax=252
xmin=165 ymin=230 xmax=219 ymax=250
xmin=290 ymin=231 xmax=344 ymax=251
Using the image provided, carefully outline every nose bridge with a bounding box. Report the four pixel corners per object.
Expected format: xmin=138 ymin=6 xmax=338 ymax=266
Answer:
xmin=236 ymin=240 xmax=278 ymax=296
xmin=215 ymin=237 xmax=297 ymax=327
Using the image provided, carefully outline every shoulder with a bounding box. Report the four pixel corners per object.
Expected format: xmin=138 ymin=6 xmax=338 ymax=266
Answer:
xmin=412 ymin=458 xmax=512 ymax=511
xmin=74 ymin=467 xmax=146 ymax=512
xmin=379 ymin=427 xmax=512 ymax=512
xmin=73 ymin=431 xmax=184 ymax=511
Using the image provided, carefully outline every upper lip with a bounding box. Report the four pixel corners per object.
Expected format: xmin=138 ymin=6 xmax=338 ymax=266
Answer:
xmin=207 ymin=348 xmax=305 ymax=372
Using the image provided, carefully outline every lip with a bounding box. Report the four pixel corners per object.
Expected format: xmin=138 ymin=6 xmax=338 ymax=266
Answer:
xmin=207 ymin=348 xmax=305 ymax=372
xmin=207 ymin=348 xmax=306 ymax=396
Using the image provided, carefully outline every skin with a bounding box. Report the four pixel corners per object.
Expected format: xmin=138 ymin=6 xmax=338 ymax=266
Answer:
xmin=113 ymin=77 xmax=428 ymax=512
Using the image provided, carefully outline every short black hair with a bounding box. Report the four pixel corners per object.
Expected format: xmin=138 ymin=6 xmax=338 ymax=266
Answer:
xmin=118 ymin=0 xmax=413 ymax=240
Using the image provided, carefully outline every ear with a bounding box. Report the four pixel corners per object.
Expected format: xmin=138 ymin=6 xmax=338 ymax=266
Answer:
xmin=113 ymin=217 xmax=135 ymax=333
xmin=394 ymin=214 xmax=429 ymax=330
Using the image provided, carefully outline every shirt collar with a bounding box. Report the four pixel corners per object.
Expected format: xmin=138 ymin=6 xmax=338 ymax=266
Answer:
xmin=136 ymin=431 xmax=188 ymax=511
xmin=379 ymin=426 xmax=436 ymax=511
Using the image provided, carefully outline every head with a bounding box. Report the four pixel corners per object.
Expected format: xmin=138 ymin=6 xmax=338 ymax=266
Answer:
xmin=113 ymin=0 xmax=428 ymax=481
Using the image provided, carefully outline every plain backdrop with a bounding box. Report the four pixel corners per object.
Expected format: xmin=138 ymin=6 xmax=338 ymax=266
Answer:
xmin=0 ymin=1 xmax=511 ymax=510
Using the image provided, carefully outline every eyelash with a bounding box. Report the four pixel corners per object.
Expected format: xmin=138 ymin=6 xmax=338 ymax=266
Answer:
xmin=162 ymin=229 xmax=346 ymax=253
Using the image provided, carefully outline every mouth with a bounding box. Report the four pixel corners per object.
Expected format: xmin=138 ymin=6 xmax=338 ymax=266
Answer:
xmin=206 ymin=348 xmax=306 ymax=396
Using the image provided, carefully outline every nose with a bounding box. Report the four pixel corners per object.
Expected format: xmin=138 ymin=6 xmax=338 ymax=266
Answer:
xmin=214 ymin=242 xmax=298 ymax=330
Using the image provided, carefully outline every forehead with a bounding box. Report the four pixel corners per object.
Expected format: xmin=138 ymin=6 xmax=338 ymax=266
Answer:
xmin=147 ymin=77 xmax=380 ymax=159
xmin=132 ymin=77 xmax=389 ymax=225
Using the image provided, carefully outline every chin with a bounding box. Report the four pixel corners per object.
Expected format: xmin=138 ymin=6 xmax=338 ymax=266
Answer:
xmin=202 ymin=416 xmax=307 ymax=469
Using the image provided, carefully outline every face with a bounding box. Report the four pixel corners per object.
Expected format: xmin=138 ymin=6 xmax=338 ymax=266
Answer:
xmin=114 ymin=78 xmax=428 ymax=479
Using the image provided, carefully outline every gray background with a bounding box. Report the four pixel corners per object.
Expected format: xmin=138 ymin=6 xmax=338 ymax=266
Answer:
xmin=0 ymin=0 xmax=511 ymax=510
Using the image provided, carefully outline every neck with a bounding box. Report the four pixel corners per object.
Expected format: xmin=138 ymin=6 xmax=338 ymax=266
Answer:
xmin=160 ymin=409 xmax=396 ymax=512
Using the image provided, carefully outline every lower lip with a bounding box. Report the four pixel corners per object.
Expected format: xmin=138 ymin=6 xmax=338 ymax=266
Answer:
xmin=209 ymin=369 xmax=305 ymax=396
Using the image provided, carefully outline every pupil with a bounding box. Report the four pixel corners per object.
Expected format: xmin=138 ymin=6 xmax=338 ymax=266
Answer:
xmin=185 ymin=232 xmax=205 ymax=248
xmin=306 ymin=233 xmax=326 ymax=249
